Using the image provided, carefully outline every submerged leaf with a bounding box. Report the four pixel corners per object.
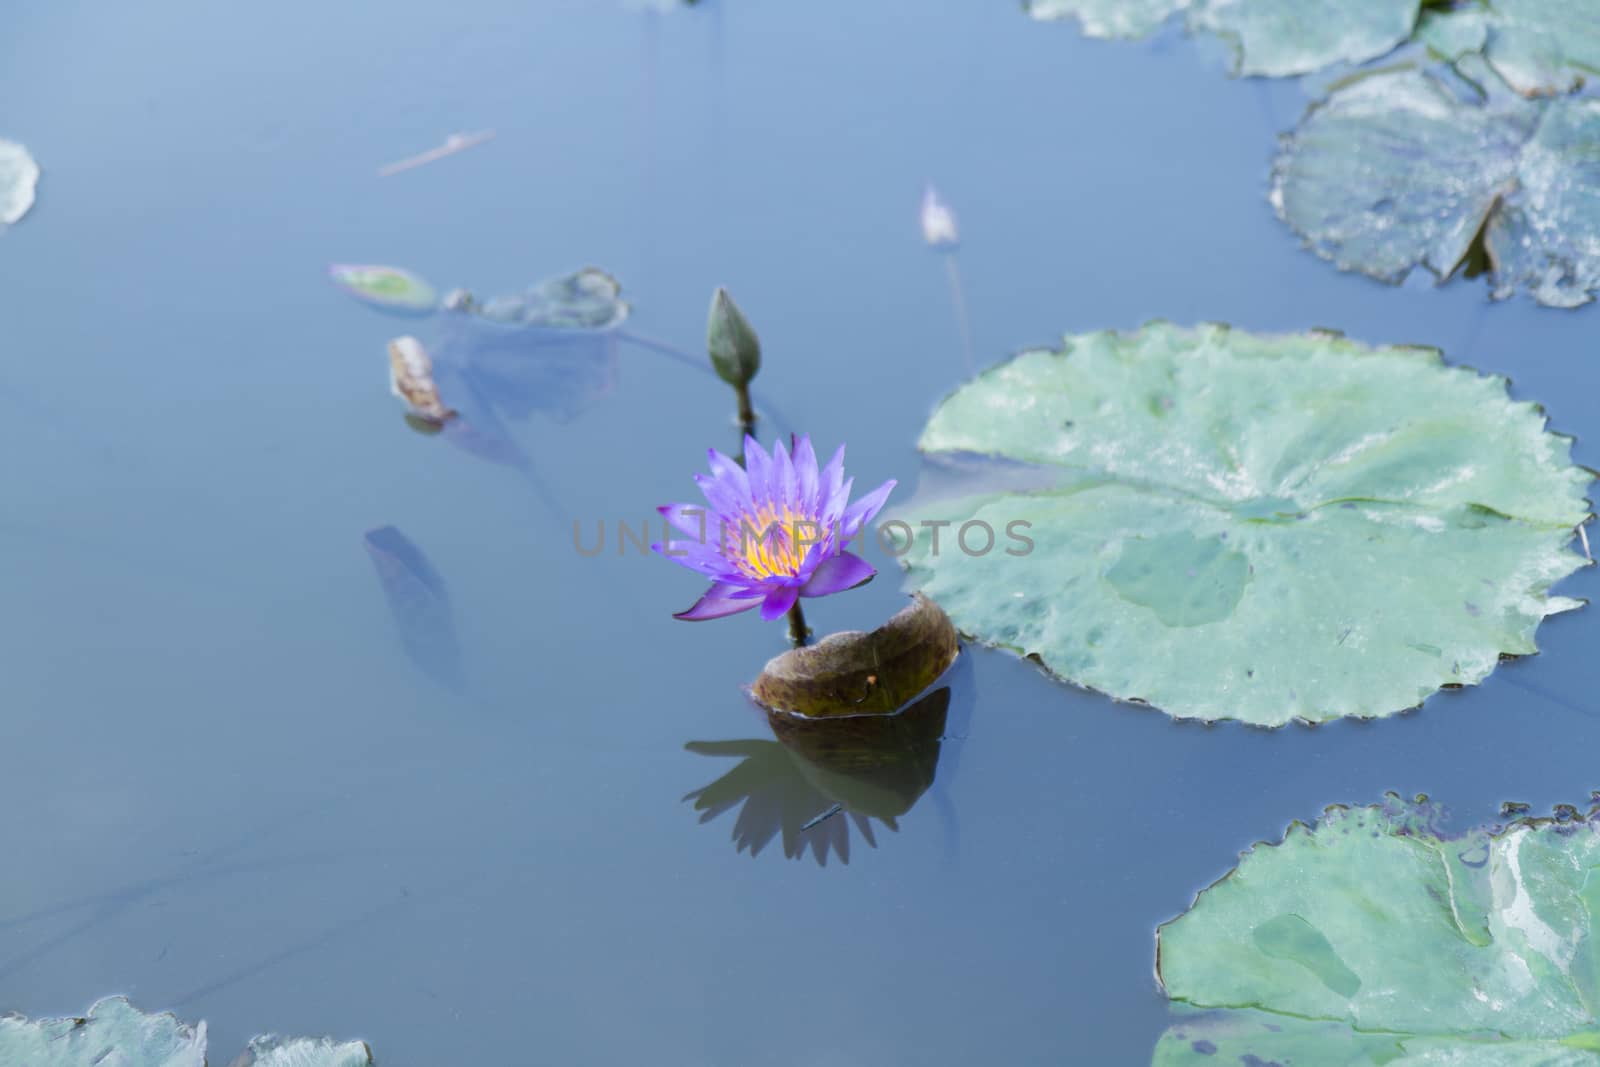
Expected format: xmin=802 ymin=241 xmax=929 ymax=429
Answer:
xmin=363 ymin=526 xmax=465 ymax=693
xmin=329 ymin=264 xmax=438 ymax=313
xmin=0 ymin=139 xmax=39 ymax=227
xmin=0 ymin=998 xmax=370 ymax=1067
xmin=1274 ymin=62 xmax=1600 ymax=307
xmin=750 ymin=594 xmax=959 ymax=717
xmin=900 ymin=323 xmax=1590 ymax=726
xmin=433 ymin=312 xmax=620 ymax=426
xmin=1154 ymin=798 xmax=1600 ymax=1064
xmin=446 ymin=267 xmax=629 ymax=330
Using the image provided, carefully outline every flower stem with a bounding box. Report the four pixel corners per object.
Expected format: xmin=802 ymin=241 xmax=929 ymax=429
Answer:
xmin=787 ymin=600 xmax=810 ymax=647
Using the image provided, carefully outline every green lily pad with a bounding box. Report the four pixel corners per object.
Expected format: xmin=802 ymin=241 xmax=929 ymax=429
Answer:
xmin=328 ymin=263 xmax=438 ymax=313
xmin=232 ymin=1033 xmax=374 ymax=1067
xmin=0 ymin=139 xmax=39 ymax=226
xmin=898 ymin=323 xmax=1590 ymax=726
xmin=0 ymin=998 xmax=371 ymax=1067
xmin=1189 ymin=0 xmax=1421 ymax=78
xmin=1273 ymin=61 xmax=1600 ymax=308
xmin=1024 ymin=0 xmax=1188 ymax=40
xmin=1434 ymin=0 xmax=1600 ymax=97
xmin=1028 ymin=0 xmax=1422 ymax=76
xmin=1416 ymin=5 xmax=1491 ymax=62
xmin=1154 ymin=797 xmax=1600 ymax=1064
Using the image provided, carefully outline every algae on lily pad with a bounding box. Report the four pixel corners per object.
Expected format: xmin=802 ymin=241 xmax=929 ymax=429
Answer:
xmin=1154 ymin=797 xmax=1600 ymax=1064
xmin=0 ymin=997 xmax=371 ymax=1067
xmin=1273 ymin=60 xmax=1600 ymax=308
xmin=898 ymin=323 xmax=1590 ymax=726
xmin=0 ymin=139 xmax=39 ymax=227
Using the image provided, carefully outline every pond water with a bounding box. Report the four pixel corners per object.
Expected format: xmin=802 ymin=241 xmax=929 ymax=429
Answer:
xmin=3 ymin=2 xmax=1599 ymax=1064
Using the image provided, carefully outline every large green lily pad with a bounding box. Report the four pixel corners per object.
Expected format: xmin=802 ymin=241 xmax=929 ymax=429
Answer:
xmin=898 ymin=323 xmax=1589 ymax=726
xmin=1273 ymin=61 xmax=1600 ymax=308
xmin=0 ymin=998 xmax=371 ymax=1067
xmin=1028 ymin=0 xmax=1422 ymax=76
xmin=1154 ymin=797 xmax=1600 ymax=1064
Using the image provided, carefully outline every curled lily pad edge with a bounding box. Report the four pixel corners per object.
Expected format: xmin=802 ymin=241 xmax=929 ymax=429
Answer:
xmin=748 ymin=593 xmax=961 ymax=718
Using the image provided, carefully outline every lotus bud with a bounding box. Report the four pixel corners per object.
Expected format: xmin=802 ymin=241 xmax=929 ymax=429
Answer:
xmin=706 ymin=287 xmax=762 ymax=389
xmin=920 ymin=184 xmax=959 ymax=249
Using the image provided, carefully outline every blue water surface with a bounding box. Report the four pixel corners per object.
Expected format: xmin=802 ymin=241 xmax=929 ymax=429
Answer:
xmin=2 ymin=2 xmax=1598 ymax=1064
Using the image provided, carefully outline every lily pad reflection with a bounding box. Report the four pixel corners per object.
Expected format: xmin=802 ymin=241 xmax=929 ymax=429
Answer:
xmin=685 ymin=685 xmax=955 ymax=866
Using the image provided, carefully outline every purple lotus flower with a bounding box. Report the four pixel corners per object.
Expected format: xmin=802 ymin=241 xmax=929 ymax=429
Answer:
xmin=653 ymin=435 xmax=896 ymax=622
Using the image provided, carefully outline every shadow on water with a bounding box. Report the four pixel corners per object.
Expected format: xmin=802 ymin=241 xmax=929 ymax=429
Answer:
xmin=684 ymin=655 xmax=976 ymax=867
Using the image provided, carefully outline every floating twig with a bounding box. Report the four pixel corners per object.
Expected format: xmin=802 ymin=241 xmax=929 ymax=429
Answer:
xmin=378 ymin=130 xmax=496 ymax=177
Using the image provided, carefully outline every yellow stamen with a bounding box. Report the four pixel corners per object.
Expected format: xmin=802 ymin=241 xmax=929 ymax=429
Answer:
xmin=727 ymin=505 xmax=819 ymax=579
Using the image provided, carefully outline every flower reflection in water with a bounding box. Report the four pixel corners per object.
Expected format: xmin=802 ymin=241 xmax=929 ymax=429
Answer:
xmin=684 ymin=684 xmax=955 ymax=867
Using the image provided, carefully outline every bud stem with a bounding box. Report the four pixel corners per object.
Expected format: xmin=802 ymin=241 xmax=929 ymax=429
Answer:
xmin=735 ymin=382 xmax=757 ymax=437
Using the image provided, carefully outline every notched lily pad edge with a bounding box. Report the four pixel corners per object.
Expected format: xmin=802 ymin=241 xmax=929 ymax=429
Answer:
xmin=908 ymin=321 xmax=1594 ymax=729
xmin=1151 ymin=790 xmax=1600 ymax=999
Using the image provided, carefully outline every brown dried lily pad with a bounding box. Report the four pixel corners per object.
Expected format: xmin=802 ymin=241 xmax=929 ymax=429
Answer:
xmin=750 ymin=594 xmax=959 ymax=717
